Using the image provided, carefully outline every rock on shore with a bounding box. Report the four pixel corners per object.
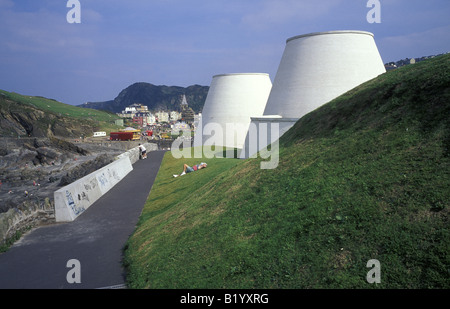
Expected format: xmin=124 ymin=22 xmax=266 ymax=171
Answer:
xmin=0 ymin=137 xmax=128 ymax=214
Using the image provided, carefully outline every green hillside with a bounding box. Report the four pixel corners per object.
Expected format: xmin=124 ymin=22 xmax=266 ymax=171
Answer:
xmin=0 ymin=90 xmax=122 ymax=137
xmin=123 ymin=54 xmax=449 ymax=289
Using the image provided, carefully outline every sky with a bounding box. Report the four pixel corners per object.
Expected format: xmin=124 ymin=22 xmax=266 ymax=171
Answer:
xmin=0 ymin=0 xmax=449 ymax=106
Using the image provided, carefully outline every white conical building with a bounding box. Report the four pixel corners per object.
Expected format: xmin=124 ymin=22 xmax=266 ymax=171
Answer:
xmin=244 ymin=30 xmax=386 ymax=157
xmin=195 ymin=73 xmax=272 ymax=150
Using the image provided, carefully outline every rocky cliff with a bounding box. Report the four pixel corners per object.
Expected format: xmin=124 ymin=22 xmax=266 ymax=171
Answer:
xmin=0 ymin=92 xmax=93 ymax=139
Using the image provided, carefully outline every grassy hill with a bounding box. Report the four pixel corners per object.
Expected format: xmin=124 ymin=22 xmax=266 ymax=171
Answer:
xmin=0 ymin=90 xmax=122 ymax=138
xmin=123 ymin=54 xmax=449 ymax=289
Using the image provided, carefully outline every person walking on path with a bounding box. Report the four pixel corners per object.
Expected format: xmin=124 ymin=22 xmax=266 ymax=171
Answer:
xmin=139 ymin=144 xmax=147 ymax=159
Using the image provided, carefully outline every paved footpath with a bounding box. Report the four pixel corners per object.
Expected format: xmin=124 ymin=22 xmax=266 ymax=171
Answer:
xmin=0 ymin=150 xmax=166 ymax=289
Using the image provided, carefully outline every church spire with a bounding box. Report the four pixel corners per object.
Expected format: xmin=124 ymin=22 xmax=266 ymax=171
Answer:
xmin=181 ymin=94 xmax=188 ymax=107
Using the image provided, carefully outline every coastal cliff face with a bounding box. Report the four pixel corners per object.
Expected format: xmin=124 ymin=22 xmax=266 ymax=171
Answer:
xmin=0 ymin=93 xmax=93 ymax=138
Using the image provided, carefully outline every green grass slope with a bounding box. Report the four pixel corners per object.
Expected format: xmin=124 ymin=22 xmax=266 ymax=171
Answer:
xmin=123 ymin=54 xmax=449 ymax=289
xmin=0 ymin=89 xmax=122 ymax=136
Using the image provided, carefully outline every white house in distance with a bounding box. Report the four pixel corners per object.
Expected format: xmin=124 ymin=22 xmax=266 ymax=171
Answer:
xmin=118 ymin=103 xmax=149 ymax=119
xmin=124 ymin=103 xmax=148 ymax=114
xmin=170 ymin=111 xmax=182 ymax=122
xmin=155 ymin=111 xmax=170 ymax=123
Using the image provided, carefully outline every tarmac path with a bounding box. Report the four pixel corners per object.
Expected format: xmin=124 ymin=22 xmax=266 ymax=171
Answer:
xmin=0 ymin=150 xmax=166 ymax=289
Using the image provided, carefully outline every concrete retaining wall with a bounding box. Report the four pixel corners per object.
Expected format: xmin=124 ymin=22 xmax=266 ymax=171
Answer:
xmin=0 ymin=143 xmax=157 ymax=244
xmin=54 ymin=156 xmax=133 ymax=222
xmin=53 ymin=142 xmax=156 ymax=222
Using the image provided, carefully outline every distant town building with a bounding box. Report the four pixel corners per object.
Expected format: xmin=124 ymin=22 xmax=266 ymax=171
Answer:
xmin=172 ymin=121 xmax=190 ymax=132
xmin=132 ymin=112 xmax=158 ymax=127
xmin=117 ymin=103 xmax=159 ymax=127
xmin=132 ymin=113 xmax=146 ymax=127
xmin=124 ymin=103 xmax=148 ymax=113
xmin=170 ymin=111 xmax=182 ymax=121
xmin=118 ymin=112 xmax=134 ymax=118
xmin=118 ymin=103 xmax=149 ymax=119
xmin=147 ymin=113 xmax=157 ymax=125
xmin=117 ymin=100 xmax=197 ymax=128
xmin=156 ymin=111 xmax=169 ymax=123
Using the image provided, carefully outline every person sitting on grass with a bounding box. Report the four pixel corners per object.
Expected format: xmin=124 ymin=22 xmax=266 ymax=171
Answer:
xmin=173 ymin=162 xmax=207 ymax=177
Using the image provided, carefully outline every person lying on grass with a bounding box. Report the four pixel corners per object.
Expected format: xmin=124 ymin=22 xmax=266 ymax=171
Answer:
xmin=173 ymin=162 xmax=207 ymax=177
